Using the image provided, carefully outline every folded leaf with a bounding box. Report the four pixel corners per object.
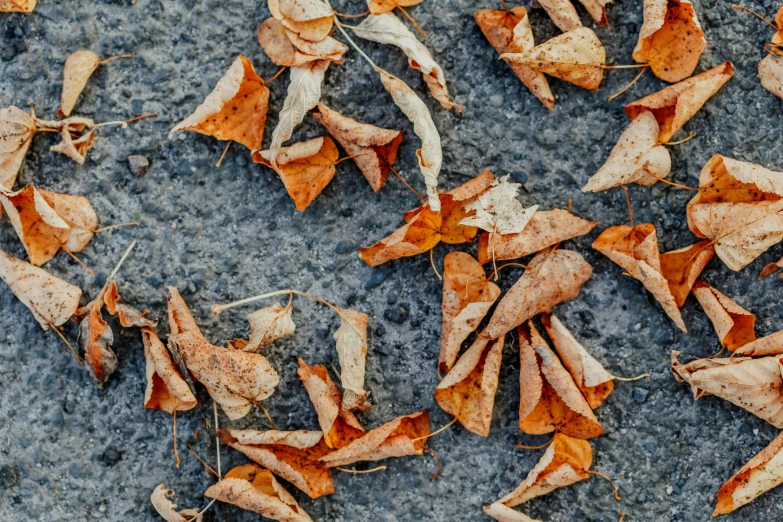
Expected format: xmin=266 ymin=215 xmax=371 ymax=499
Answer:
xmin=659 ymin=240 xmax=714 ymax=307
xmin=536 ymin=0 xmax=582 ymax=32
xmin=142 ymin=327 xmax=197 ymax=414
xmin=335 ymin=308 xmax=370 ymax=410
xmin=693 ymin=281 xmax=755 ymax=352
xmin=0 ymin=106 xmax=36 ymax=190
xmin=104 ymin=281 xmax=156 ymax=328
xmin=734 ymin=330 xmax=783 ymax=357
xmin=48 ymin=120 xmax=96 ymax=165
xmin=258 ymin=17 xmax=346 ymax=66
xmin=268 ymin=0 xmax=334 ymax=42
xmin=670 ymin=350 xmax=745 ymax=399
xmin=150 ymin=484 xmax=202 ymax=522
xmin=484 ymin=503 xmax=541 ymax=522
xmin=77 ymin=287 xmax=116 ymax=385
xmin=0 ymin=0 xmax=36 ymax=12
xmin=759 ymin=255 xmax=783 ymax=279
xmin=625 ymin=61 xmax=734 ymax=143
xmin=369 ymin=0 xmax=422 ymax=14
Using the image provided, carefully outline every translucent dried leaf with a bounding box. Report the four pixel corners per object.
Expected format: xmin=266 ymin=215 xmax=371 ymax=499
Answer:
xmin=659 ymin=240 xmax=714 ymax=307
xmin=0 ymin=106 xmax=36 ymax=190
xmin=484 ymin=503 xmax=541 ymax=522
xmin=460 ymin=175 xmax=538 ymax=235
xmin=368 ymin=0 xmax=422 ymax=15
xmin=142 ymin=327 xmax=197 ymax=414
xmin=692 ymin=281 xmax=755 ymax=352
xmin=258 ymin=17 xmax=346 ymax=66
xmin=150 ymin=484 xmax=202 ymax=522
xmin=240 ymin=300 xmax=296 ymax=351
xmin=439 ymin=252 xmax=501 ymax=373
xmin=625 ymin=61 xmax=734 ymax=143
xmin=0 ymin=0 xmax=36 ymax=12
xmin=536 ymin=0 xmax=582 ymax=33
xmin=59 ymin=50 xmax=102 ymax=118
xmin=632 ymin=0 xmax=706 ymax=82
xmin=169 ymin=56 xmax=269 ymax=151
xmin=485 ymin=249 xmax=592 ymax=339
xmin=312 ymin=102 xmax=402 ymax=192
xmin=334 ymin=308 xmax=370 ymax=410
xmin=204 ymin=463 xmax=313 ymax=522
xmin=474 ymin=7 xmax=555 ymax=108
xmin=581 ymin=111 xmax=671 ymax=192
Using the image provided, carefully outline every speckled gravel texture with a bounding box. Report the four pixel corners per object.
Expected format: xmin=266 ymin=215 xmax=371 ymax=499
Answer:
xmin=1 ymin=0 xmax=782 ymax=520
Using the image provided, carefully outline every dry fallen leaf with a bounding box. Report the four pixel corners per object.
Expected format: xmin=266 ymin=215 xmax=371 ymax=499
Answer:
xmin=34 ymin=115 xmax=98 ymax=165
xmin=435 ymin=331 xmax=504 ymax=437
xmin=103 ymin=280 xmax=155 ymax=328
xmin=312 ymin=102 xmax=403 ymax=192
xmin=659 ymin=240 xmax=715 ymax=307
xmin=459 ymin=175 xmax=538 ymax=236
xmin=542 ymin=313 xmax=613 ymax=409
xmin=353 ymin=13 xmax=461 ymax=111
xmin=633 ymin=0 xmax=707 ymax=82
xmin=759 ymin=50 xmax=783 ymax=99
xmin=686 ymin=154 xmax=783 ymax=271
xmin=369 ymin=0 xmax=422 ymax=14
xmin=298 ymin=358 xmax=366 ymax=449
xmin=319 ymin=411 xmax=430 ymax=467
xmin=593 ymin=224 xmax=686 ymax=332
xmin=714 ymin=431 xmax=783 ymax=516
xmin=577 ymin=0 xmax=611 ymax=25
xmin=254 ymin=136 xmax=339 ymax=211
xmin=166 ymin=287 xmax=280 ymax=420
xmin=477 ymin=208 xmax=598 ymax=264
xmin=0 ymin=106 xmax=36 ymax=191
xmin=59 ymin=50 xmax=133 ymax=117
xmin=258 ymin=17 xmax=347 ymax=67
xmin=204 ymin=463 xmax=313 ymax=522
xmin=517 ymin=323 xmax=603 ymax=439
xmin=500 ymin=27 xmax=606 ymax=91
xmin=269 ymin=0 xmax=335 ymax=42
xmin=625 ymin=61 xmax=734 ymax=143
xmin=692 ymin=281 xmax=755 ymax=352
xmin=581 ymin=111 xmax=672 ymax=192
xmin=150 ymin=484 xmax=202 ymax=522
xmin=237 ymin=299 xmax=296 ymax=352
xmin=474 ymin=6 xmax=555 ymax=109
xmin=0 ymin=248 xmax=81 ymax=330
xmin=485 ymin=249 xmax=592 ymax=339
xmin=142 ymin=327 xmax=197 ymax=414
xmin=493 ymin=432 xmax=592 ymax=506
xmin=484 ymin=503 xmax=541 ymax=522
xmin=734 ymin=330 xmax=783 ymax=357
xmin=439 ymin=252 xmax=501 ymax=373
xmin=536 ymin=0 xmax=582 ymax=33
xmin=218 ymin=429 xmax=334 ymax=499
xmin=759 ymin=255 xmax=783 ymax=279
xmin=334 ymin=308 xmax=370 ymax=410
xmin=77 ymin=286 xmax=117 ymax=385
xmin=0 ymin=0 xmax=36 ymax=11
xmin=169 ymin=55 xmax=270 ymax=151
xmin=670 ymin=350 xmax=746 ymax=398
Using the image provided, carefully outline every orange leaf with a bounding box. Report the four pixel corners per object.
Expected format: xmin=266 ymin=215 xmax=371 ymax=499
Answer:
xmin=368 ymin=0 xmax=423 ymax=15
xmin=692 ymin=281 xmax=755 ymax=351
xmin=659 ymin=240 xmax=714 ymax=307
xmin=142 ymin=327 xmax=197 ymax=414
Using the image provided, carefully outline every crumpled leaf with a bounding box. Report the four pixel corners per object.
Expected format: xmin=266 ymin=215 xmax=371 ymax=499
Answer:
xmin=377 ymin=68 xmax=443 ymax=211
xmin=218 ymin=429 xmax=333 ymax=499
xmin=0 ymin=0 xmax=36 ymax=12
xmin=734 ymin=330 xmax=783 ymax=357
xmin=714 ymin=430 xmax=783 ymax=516
xmin=254 ymin=136 xmax=339 ymax=211
xmin=459 ymin=175 xmax=538 ymax=235
xmin=484 ymin=503 xmax=541 ymax=522
xmin=659 ymin=240 xmax=715 ymax=307
xmin=493 ymin=432 xmax=592 ymax=506
xmin=312 ymin=102 xmax=402 ymax=192
xmin=632 ymin=0 xmax=706 ymax=82
xmin=474 ymin=6 xmax=555 ymax=109
xmin=150 ymin=484 xmax=202 ymax=522
xmin=439 ymin=252 xmax=501 ymax=373
xmin=369 ymin=0 xmax=422 ymax=14
xmin=692 ymin=281 xmax=755 ymax=352
xmin=204 ymin=463 xmax=313 ymax=522
xmin=319 ymin=411 xmax=430 ymax=467
xmin=353 ymin=13 xmax=461 ymax=111
xmin=542 ymin=313 xmax=613 ymax=409
xmin=297 ymin=358 xmax=366 ymax=449
xmin=258 ymin=17 xmax=346 ymax=67
xmin=536 ymin=0 xmax=582 ymax=33
xmin=0 ymin=248 xmax=81 ymax=330
xmin=0 ymin=184 xmax=97 ymax=266
xmin=166 ymin=287 xmax=280 ymax=420
xmin=169 ymin=56 xmax=269 ymax=151
xmin=104 ymin=280 xmax=156 ymax=328
xmin=581 ymin=110 xmax=671 ymax=192
xmin=267 ymin=60 xmax=330 ymax=169
xmin=435 ymin=331 xmax=504 ymax=437
xmin=477 ymin=209 xmax=598 ymax=264
xmin=686 ymin=154 xmax=783 ymax=271
xmin=77 ymin=286 xmax=117 ymax=385
xmin=500 ymin=27 xmax=606 ymax=91
xmin=517 ymin=323 xmax=603 ymax=439
xmin=359 ymin=171 xmax=495 ymax=266
xmin=625 ymin=61 xmax=734 ymax=143
xmin=35 ymin=116 xmax=97 ymax=165
xmin=237 ymin=298 xmax=296 ymax=352
xmin=142 ymin=327 xmax=197 ymax=414
xmin=485 ymin=249 xmax=592 ymax=339
xmin=269 ymin=0 xmax=335 ymax=42
xmin=334 ymin=308 xmax=370 ymax=410
xmin=0 ymin=106 xmax=36 ymax=191
xmin=592 ymin=224 xmax=686 ymax=332
xmin=670 ymin=350 xmax=746 ymax=398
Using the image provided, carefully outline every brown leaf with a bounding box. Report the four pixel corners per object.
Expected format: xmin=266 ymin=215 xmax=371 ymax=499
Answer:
xmin=104 ymin=281 xmax=156 ymax=329
xmin=0 ymin=106 xmax=36 ymax=191
xmin=439 ymin=252 xmax=501 ymax=373
xmin=734 ymin=330 xmax=783 ymax=357
xmin=625 ymin=61 xmax=734 ymax=143
xmin=59 ymin=50 xmax=101 ymax=118
xmin=659 ymin=240 xmax=715 ymax=307
xmin=542 ymin=313 xmax=613 ymax=409
xmin=319 ymin=411 xmax=430 ymax=467
xmin=269 ymin=0 xmax=335 ymax=42
xmin=334 ymin=308 xmax=370 ymax=410
xmin=204 ymin=463 xmax=313 ymax=522
xmin=150 ymin=484 xmax=202 ymax=522
xmin=142 ymin=327 xmax=197 ymax=414
xmin=166 ymin=287 xmax=280 ymax=420
xmin=474 ymin=7 xmax=555 ymax=109
xmin=759 ymin=256 xmax=783 ymax=279
xmin=518 ymin=323 xmax=603 ymax=439
xmin=77 ymin=287 xmax=116 ymax=385
xmin=493 ymin=432 xmax=592 ymax=506
xmin=670 ymin=350 xmax=744 ymax=398
xmin=218 ymin=429 xmax=334 ymax=499
xmin=592 ymin=224 xmax=686 ymax=332
xmin=632 ymin=0 xmax=706 ymax=82
xmin=435 ymin=331 xmax=504 ymax=437
xmin=485 ymin=249 xmax=592 ymax=339
xmin=254 ymin=136 xmax=339 ymax=211
xmin=477 ymin=209 xmax=598 ymax=264
xmin=240 ymin=299 xmax=296 ymax=352
xmin=484 ymin=503 xmax=541 ymax=522
xmin=312 ymin=102 xmax=402 ymax=192
xmin=0 ymin=248 xmax=81 ymax=329
xmin=692 ymin=281 xmax=755 ymax=352
xmin=258 ymin=17 xmax=346 ymax=67
xmin=169 ymin=56 xmax=269 ymax=151
xmin=297 ymin=358 xmax=366 ymax=449
xmin=714 ymin=431 xmax=783 ymax=516
xmin=0 ymin=0 xmax=36 ymax=12
xmin=536 ymin=0 xmax=582 ymax=32
xmin=368 ymin=0 xmax=422 ymax=15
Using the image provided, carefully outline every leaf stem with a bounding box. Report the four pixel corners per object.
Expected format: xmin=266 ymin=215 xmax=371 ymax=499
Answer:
xmin=187 ymin=442 xmax=219 ymax=478
xmin=613 ymin=372 xmax=650 ymax=382
xmin=216 ymin=140 xmax=232 ymax=168
xmin=93 ymin=222 xmax=140 ymax=233
xmin=336 ymin=465 xmax=387 ymax=473
xmin=264 ymin=66 xmax=287 ymax=85
xmin=663 ymin=132 xmax=697 ymax=146
xmin=732 ymin=5 xmax=779 ymax=30
xmin=516 ymin=436 xmax=553 ymax=450
xmin=411 ymin=417 xmax=457 ymax=442
xmin=100 ymin=53 xmax=135 ymax=65
xmin=620 ymin=185 xmax=634 ymax=230
xmin=173 ymin=410 xmax=181 ymax=468
xmin=397 ymin=6 xmax=427 ymax=38
xmin=62 ymin=247 xmax=95 ymax=276
xmin=607 ymin=67 xmax=647 ymax=102
xmin=389 ymin=165 xmax=426 ymax=202
xmin=587 ymin=470 xmax=621 ymax=501
xmin=429 ymin=247 xmax=442 ymax=281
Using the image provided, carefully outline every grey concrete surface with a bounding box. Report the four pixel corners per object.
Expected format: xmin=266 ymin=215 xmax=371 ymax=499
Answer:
xmin=1 ymin=0 xmax=782 ymax=520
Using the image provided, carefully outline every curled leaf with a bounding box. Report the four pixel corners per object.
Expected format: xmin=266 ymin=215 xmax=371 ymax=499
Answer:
xmin=334 ymin=308 xmax=370 ymax=410
xmin=692 ymin=281 xmax=755 ymax=352
xmin=659 ymin=240 xmax=715 ymax=307
xmin=734 ymin=331 xmax=783 ymax=357
xmin=0 ymin=106 xmax=36 ymax=190
xmin=142 ymin=327 xmax=197 ymax=414
xmin=104 ymin=281 xmax=156 ymax=328
xmin=150 ymin=484 xmax=202 ymax=522
xmin=77 ymin=287 xmax=116 ymax=385
xmin=270 ymin=0 xmax=334 ymax=42
xmin=670 ymin=350 xmax=745 ymax=398
xmin=369 ymin=0 xmax=422 ymax=15
xmin=258 ymin=17 xmax=346 ymax=66
xmin=484 ymin=503 xmax=541 ymax=522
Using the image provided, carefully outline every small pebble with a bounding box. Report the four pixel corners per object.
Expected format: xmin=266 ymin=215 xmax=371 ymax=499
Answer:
xmin=127 ymin=155 xmax=150 ymax=177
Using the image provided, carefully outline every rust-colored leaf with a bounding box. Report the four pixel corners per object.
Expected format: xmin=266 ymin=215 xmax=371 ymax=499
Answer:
xmin=142 ymin=327 xmax=197 ymax=414
xmin=692 ymin=281 xmax=755 ymax=352
xmin=659 ymin=240 xmax=714 ymax=307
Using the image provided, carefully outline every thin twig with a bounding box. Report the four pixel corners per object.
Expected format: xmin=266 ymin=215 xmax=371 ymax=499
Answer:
xmin=334 ymin=9 xmax=369 ymax=17
xmin=100 ymin=53 xmax=135 ymax=65
xmin=184 ymin=499 xmax=216 ymax=522
xmin=516 ymin=437 xmax=553 ymax=450
xmin=216 ymin=140 xmax=232 ymax=168
xmin=587 ymin=470 xmax=621 ymax=501
xmin=620 ymin=185 xmax=634 ymax=230
xmin=608 ymin=67 xmax=647 ymax=102
xmin=125 ymin=112 xmax=157 ymax=124
xmin=643 ymin=166 xmax=699 ymax=191
xmin=51 ymin=324 xmax=83 ymax=364
xmin=423 ymin=447 xmax=441 ymax=481
xmin=335 ymin=151 xmax=370 ymax=164
xmin=109 ymin=241 xmax=137 ymax=282
xmin=254 ymin=401 xmax=276 ymax=429
xmin=732 ymin=5 xmax=779 ymax=30
xmin=187 ymin=442 xmax=219 ymax=477
xmin=411 ymin=417 xmax=457 ymax=442
xmin=62 ymin=247 xmax=95 ymax=276
xmin=213 ymin=400 xmax=222 ymax=479
xmin=173 ymin=410 xmax=181 ymax=468
xmin=93 ymin=222 xmax=140 ymax=233
xmin=389 ymin=165 xmax=426 ymax=202
xmin=429 ymin=247 xmax=442 ymax=281
xmin=336 ymin=465 xmax=387 ymax=473
xmin=397 ymin=6 xmax=427 ymax=38
xmin=663 ymin=133 xmax=697 ymax=146
xmin=613 ymin=372 xmax=650 ymax=382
